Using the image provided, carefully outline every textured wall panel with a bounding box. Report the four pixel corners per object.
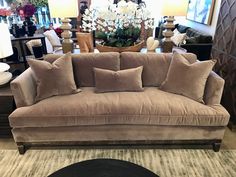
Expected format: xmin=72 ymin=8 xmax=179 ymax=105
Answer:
xmin=212 ymin=0 xmax=236 ymax=125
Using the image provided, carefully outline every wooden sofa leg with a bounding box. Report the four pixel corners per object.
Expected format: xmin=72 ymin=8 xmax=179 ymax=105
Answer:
xmin=212 ymin=141 xmax=221 ymax=152
xmin=17 ymin=144 xmax=26 ymax=155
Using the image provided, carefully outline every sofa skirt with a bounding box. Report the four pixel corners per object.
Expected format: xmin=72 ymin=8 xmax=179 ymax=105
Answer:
xmin=11 ymin=125 xmax=226 ymax=143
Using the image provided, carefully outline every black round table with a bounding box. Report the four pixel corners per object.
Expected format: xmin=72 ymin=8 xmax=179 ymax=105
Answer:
xmin=48 ymin=158 xmax=159 ymax=177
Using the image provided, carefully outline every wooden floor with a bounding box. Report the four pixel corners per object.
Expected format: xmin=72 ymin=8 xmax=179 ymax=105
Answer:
xmin=0 ymin=128 xmax=235 ymax=150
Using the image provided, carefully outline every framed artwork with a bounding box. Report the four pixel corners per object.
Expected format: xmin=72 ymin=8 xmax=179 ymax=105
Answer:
xmin=79 ymin=0 xmax=91 ymax=15
xmin=186 ymin=0 xmax=215 ymax=25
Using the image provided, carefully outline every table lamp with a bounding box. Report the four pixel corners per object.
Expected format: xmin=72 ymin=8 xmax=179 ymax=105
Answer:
xmin=0 ymin=23 xmax=13 ymax=86
xmin=160 ymin=0 xmax=188 ymax=52
xmin=48 ymin=0 xmax=79 ymax=53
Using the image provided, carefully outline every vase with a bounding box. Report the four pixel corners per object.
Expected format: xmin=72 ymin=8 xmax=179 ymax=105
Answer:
xmin=96 ymin=41 xmax=145 ymax=53
xmin=23 ymin=17 xmax=36 ymax=37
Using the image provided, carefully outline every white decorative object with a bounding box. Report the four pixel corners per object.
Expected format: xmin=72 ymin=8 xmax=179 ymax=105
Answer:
xmin=171 ymin=33 xmax=187 ymax=46
xmin=0 ymin=72 xmax=12 ymax=85
xmin=0 ymin=62 xmax=10 ymax=72
xmin=0 ymin=23 xmax=13 ymax=86
xmin=146 ymin=37 xmax=159 ymax=51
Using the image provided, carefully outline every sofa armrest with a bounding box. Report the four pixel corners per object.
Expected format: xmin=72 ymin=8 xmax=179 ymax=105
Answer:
xmin=10 ymin=68 xmax=37 ymax=108
xmin=204 ymin=71 xmax=225 ymax=105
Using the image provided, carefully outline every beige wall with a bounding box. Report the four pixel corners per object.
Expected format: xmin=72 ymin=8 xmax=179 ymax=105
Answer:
xmin=176 ymin=0 xmax=222 ymax=37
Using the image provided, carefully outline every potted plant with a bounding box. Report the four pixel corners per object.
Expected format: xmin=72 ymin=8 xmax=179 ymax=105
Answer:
xmin=81 ymin=0 xmax=154 ymax=52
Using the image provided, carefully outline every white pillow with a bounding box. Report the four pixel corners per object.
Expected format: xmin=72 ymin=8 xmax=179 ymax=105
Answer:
xmin=173 ymin=28 xmax=179 ymax=34
xmin=171 ymin=33 xmax=187 ymax=46
xmin=43 ymin=30 xmax=61 ymax=47
xmin=26 ymin=37 xmax=53 ymax=54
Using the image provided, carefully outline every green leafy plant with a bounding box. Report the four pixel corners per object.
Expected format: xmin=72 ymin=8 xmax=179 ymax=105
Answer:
xmin=5 ymin=0 xmax=48 ymax=7
xmin=96 ymin=26 xmax=141 ymax=47
xmin=28 ymin=0 xmax=48 ymax=7
xmin=83 ymin=0 xmax=153 ymax=48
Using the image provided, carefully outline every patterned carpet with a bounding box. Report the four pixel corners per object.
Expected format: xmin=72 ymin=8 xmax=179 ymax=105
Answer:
xmin=0 ymin=149 xmax=236 ymax=177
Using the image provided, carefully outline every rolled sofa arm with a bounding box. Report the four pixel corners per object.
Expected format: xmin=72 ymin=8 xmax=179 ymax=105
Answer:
xmin=10 ymin=68 xmax=37 ymax=108
xmin=204 ymin=71 xmax=225 ymax=105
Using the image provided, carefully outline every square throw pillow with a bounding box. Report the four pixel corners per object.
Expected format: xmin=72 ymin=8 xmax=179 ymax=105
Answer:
xmin=94 ymin=66 xmax=143 ymax=93
xmin=160 ymin=53 xmax=216 ymax=103
xmin=171 ymin=32 xmax=187 ymax=46
xmin=27 ymin=53 xmax=78 ymax=102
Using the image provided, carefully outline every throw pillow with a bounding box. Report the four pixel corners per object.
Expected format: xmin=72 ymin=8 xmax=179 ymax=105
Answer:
xmin=160 ymin=53 xmax=216 ymax=103
xmin=27 ymin=53 xmax=78 ymax=102
xmin=94 ymin=66 xmax=143 ymax=93
xmin=171 ymin=33 xmax=187 ymax=46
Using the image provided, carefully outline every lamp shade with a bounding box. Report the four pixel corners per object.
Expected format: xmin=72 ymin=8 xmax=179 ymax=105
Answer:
xmin=0 ymin=23 xmax=13 ymax=58
xmin=48 ymin=0 xmax=79 ymax=18
xmin=160 ymin=0 xmax=189 ymax=16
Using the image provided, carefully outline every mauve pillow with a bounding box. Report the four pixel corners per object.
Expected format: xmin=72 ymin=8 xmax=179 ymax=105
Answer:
xmin=27 ymin=53 xmax=78 ymax=102
xmin=160 ymin=53 xmax=216 ymax=103
xmin=94 ymin=66 xmax=143 ymax=93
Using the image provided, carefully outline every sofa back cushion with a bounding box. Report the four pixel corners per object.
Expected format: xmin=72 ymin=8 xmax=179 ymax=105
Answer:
xmin=120 ymin=52 xmax=197 ymax=87
xmin=186 ymin=28 xmax=212 ymax=43
xmin=176 ymin=24 xmax=190 ymax=33
xmin=44 ymin=52 xmax=120 ymax=87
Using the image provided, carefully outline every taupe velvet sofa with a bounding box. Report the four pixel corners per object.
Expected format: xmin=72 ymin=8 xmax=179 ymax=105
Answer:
xmin=9 ymin=52 xmax=230 ymax=154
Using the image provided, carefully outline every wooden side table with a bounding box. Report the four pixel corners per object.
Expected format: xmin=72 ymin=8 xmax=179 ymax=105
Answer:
xmin=0 ymin=85 xmax=15 ymax=138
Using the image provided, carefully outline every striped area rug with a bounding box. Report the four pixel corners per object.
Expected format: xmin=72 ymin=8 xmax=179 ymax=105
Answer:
xmin=0 ymin=149 xmax=236 ymax=177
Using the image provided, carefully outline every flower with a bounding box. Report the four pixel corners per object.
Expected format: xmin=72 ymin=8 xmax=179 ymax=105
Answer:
xmin=17 ymin=3 xmax=36 ymax=17
xmin=0 ymin=8 xmax=12 ymax=17
xmin=82 ymin=0 xmax=154 ymax=47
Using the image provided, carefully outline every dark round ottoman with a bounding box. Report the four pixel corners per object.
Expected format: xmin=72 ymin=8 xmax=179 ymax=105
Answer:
xmin=48 ymin=158 xmax=159 ymax=177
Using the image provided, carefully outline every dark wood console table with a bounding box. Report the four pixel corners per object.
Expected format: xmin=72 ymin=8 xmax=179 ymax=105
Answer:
xmin=11 ymin=34 xmax=47 ymax=69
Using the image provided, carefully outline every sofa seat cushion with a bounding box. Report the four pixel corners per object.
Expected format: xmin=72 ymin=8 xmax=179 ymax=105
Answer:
xmin=9 ymin=87 xmax=230 ymax=128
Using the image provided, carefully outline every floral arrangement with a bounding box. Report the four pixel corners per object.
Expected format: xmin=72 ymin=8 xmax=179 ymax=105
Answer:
xmin=0 ymin=8 xmax=12 ymax=17
xmin=6 ymin=0 xmax=46 ymax=16
xmin=82 ymin=0 xmax=154 ymax=47
xmin=6 ymin=0 xmax=48 ymax=7
xmin=20 ymin=3 xmax=36 ymax=17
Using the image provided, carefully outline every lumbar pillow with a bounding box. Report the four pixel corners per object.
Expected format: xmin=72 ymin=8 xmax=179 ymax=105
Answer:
xmin=160 ymin=53 xmax=216 ymax=103
xmin=27 ymin=53 xmax=78 ymax=102
xmin=94 ymin=66 xmax=143 ymax=93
